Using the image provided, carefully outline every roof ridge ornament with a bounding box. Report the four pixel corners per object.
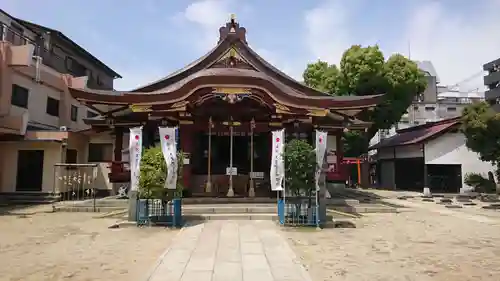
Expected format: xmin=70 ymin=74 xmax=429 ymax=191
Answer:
xmin=218 ymin=14 xmax=247 ymax=44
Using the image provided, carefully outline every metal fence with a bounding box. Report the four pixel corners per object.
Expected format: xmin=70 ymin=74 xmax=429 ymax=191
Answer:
xmin=53 ymin=163 xmax=98 ymax=210
xmin=136 ymin=198 xmax=183 ymax=227
xmin=278 ymin=197 xmax=321 ymax=227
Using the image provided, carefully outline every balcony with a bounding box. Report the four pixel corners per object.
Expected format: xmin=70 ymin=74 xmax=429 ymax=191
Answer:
xmin=484 ymin=70 xmax=500 ymax=88
xmin=1 ymin=23 xmax=73 ymax=76
xmin=485 ymin=87 xmax=500 ymax=102
xmin=484 ymin=58 xmax=500 ymax=72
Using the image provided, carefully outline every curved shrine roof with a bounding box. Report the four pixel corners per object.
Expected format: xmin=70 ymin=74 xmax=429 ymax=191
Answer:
xmin=68 ymin=16 xmax=384 ymax=110
xmin=70 ymin=68 xmax=382 ymax=109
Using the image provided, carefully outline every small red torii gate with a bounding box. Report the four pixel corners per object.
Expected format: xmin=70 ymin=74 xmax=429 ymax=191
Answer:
xmin=326 ymin=157 xmax=366 ymax=184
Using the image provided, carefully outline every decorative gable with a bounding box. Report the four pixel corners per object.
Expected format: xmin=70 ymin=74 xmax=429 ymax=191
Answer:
xmin=210 ymin=47 xmax=256 ymax=70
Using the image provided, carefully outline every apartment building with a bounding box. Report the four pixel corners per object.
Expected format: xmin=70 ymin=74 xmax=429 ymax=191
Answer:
xmin=0 ymin=9 xmax=121 ymax=195
xmin=371 ymin=61 xmax=484 ymax=143
xmin=484 ymin=57 xmax=500 ymax=109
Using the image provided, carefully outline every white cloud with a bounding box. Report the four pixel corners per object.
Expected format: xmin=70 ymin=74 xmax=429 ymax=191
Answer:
xmin=173 ymin=0 xmax=302 ymax=80
xmin=302 ymin=0 xmax=500 ymax=91
xmin=173 ymin=0 xmax=233 ymax=51
xmin=399 ymin=1 xmax=500 ymax=91
xmin=303 ymin=0 xmax=352 ymax=66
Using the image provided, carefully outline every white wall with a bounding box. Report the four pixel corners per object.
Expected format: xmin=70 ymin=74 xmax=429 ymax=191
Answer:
xmin=378 ymin=144 xmax=423 ymax=160
xmin=425 ymin=132 xmax=496 ymax=187
xmin=0 ymin=141 xmax=61 ymax=192
xmin=9 ymin=73 xmax=91 ymax=131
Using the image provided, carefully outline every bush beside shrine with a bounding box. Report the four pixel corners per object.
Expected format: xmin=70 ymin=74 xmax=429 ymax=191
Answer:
xmin=283 ymin=139 xmax=318 ymax=224
xmin=137 ymin=146 xmax=185 ymax=225
xmin=138 ymin=146 xmax=185 ymax=200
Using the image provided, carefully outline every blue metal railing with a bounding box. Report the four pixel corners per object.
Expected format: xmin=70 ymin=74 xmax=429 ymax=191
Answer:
xmin=278 ymin=198 xmax=321 ymax=227
xmin=136 ymin=198 xmax=183 ymax=227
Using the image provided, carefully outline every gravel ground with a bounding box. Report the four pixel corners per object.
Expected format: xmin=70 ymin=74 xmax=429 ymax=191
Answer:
xmin=283 ymin=204 xmax=500 ymax=281
xmin=0 ymin=205 xmax=179 ymax=281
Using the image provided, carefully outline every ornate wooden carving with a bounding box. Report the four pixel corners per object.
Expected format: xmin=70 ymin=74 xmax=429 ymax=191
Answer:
xmin=307 ymin=109 xmax=328 ymax=117
xmin=129 ymin=104 xmax=152 ymax=112
xmin=211 ymin=47 xmax=254 ymax=70
xmin=274 ymin=103 xmax=291 ymax=114
xmin=171 ymin=100 xmax=189 ymax=108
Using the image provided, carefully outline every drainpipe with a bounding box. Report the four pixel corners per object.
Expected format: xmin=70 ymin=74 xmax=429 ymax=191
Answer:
xmin=422 ymin=144 xmax=430 ymax=196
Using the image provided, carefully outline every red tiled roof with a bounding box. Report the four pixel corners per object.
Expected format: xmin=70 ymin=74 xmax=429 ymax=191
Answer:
xmin=369 ymin=117 xmax=460 ymax=150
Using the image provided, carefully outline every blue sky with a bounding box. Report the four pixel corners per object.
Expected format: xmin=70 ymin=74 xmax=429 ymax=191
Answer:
xmin=3 ymin=0 xmax=500 ymax=91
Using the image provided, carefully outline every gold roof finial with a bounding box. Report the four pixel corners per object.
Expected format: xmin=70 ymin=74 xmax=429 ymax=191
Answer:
xmin=230 ymin=13 xmax=236 ymax=21
xmin=229 ymin=48 xmax=236 ymax=57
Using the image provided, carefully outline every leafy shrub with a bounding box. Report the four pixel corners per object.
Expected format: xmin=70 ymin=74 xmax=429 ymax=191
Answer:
xmin=283 ymin=139 xmax=316 ymax=200
xmin=138 ymin=146 xmax=185 ymax=199
xmin=464 ymin=172 xmax=496 ymax=193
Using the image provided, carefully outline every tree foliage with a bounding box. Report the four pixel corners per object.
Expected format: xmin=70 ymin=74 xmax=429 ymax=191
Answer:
xmin=461 ymin=101 xmax=500 ymax=164
xmin=303 ymin=45 xmax=427 ymax=156
xmin=283 ymin=139 xmax=316 ymax=198
xmin=138 ymin=146 xmax=184 ymax=199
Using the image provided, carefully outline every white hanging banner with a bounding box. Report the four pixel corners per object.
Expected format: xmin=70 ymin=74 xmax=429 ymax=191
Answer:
xmin=159 ymin=126 xmax=178 ymax=190
xmin=315 ymin=131 xmax=328 ymax=191
xmin=129 ymin=126 xmax=143 ymax=191
xmin=270 ymin=129 xmax=285 ymax=191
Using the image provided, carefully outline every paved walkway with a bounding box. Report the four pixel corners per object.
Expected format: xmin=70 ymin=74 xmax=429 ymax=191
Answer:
xmin=147 ymin=221 xmax=312 ymax=281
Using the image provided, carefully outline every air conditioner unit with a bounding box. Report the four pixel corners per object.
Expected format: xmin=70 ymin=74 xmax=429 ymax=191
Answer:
xmin=59 ymin=126 xmax=68 ymax=131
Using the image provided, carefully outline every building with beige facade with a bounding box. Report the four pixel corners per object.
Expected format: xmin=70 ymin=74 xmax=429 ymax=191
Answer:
xmin=0 ymin=9 xmax=121 ymax=200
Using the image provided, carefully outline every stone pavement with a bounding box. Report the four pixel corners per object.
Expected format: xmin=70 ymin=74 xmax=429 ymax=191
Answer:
xmin=146 ymin=221 xmax=312 ymax=281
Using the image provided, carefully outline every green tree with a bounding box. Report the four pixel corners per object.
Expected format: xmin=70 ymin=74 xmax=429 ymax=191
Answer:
xmin=461 ymin=102 xmax=500 ymax=192
xmin=303 ymin=60 xmax=339 ymax=94
xmin=138 ymin=146 xmax=185 ymax=199
xmin=138 ymin=146 xmax=166 ymax=199
xmin=283 ymin=139 xmax=317 ymax=201
xmin=302 ymin=45 xmax=427 ymax=157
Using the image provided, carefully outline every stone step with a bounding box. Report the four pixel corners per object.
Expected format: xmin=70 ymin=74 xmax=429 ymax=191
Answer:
xmin=330 ymin=204 xmax=397 ymax=214
xmin=182 ymin=204 xmax=276 ymax=215
xmin=184 ymin=213 xmax=278 ymax=221
xmin=182 ymin=197 xmax=277 ymax=204
xmin=54 ymin=206 xmax=126 ymax=213
xmin=0 ymin=192 xmax=60 ymax=204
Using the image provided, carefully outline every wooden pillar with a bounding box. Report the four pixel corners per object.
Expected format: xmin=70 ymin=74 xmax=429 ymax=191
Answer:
xmin=180 ymin=125 xmax=193 ymax=191
xmin=248 ymin=118 xmax=256 ymax=197
xmin=113 ymin=127 xmax=123 ymax=162
xmin=205 ymin=117 xmax=213 ymax=193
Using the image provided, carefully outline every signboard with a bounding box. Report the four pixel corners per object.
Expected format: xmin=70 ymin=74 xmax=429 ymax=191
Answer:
xmin=226 ymin=167 xmax=238 ymax=176
xmin=250 ymin=172 xmax=264 ymax=179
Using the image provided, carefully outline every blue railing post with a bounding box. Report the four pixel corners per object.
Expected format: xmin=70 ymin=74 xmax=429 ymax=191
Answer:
xmin=315 ymin=204 xmax=320 ymax=228
xmin=278 ymin=199 xmax=285 ymax=225
xmin=173 ymin=198 xmax=182 ymax=227
xmin=136 ymin=199 xmax=149 ymax=225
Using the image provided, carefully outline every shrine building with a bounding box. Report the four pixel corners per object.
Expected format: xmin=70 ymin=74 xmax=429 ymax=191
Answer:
xmin=68 ymin=16 xmax=383 ymax=197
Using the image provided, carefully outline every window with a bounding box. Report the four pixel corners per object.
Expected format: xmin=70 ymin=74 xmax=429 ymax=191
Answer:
xmin=447 ymin=107 xmax=457 ymax=112
xmin=425 ymin=106 xmax=435 ymax=111
xmin=70 ymin=105 xmax=78 ymax=121
xmin=65 ymin=56 xmax=86 ymax=76
xmin=11 ymin=84 xmax=29 ymax=108
xmin=6 ymin=22 xmax=24 ymax=46
xmin=87 ymin=110 xmax=98 ymax=118
xmin=46 ymin=97 xmax=60 ymax=117
xmin=65 ymin=149 xmax=78 ymax=169
xmin=88 ymin=143 xmax=112 ymax=162
xmin=66 ymin=149 xmax=78 ymax=163
xmin=413 ymin=106 xmax=419 ymax=110
xmin=96 ymin=75 xmax=103 ymax=86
